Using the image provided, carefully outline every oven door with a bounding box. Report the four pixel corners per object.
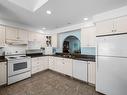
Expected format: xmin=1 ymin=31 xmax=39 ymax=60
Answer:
xmin=8 ymin=58 xmax=31 ymax=77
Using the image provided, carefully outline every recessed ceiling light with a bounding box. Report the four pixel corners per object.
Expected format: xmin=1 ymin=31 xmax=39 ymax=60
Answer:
xmin=42 ymin=27 xmax=46 ymax=30
xmin=83 ymin=18 xmax=88 ymax=21
xmin=46 ymin=10 xmax=52 ymax=15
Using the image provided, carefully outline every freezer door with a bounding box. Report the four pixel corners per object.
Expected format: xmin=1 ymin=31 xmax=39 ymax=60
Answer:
xmin=97 ymin=34 xmax=127 ymax=57
xmin=96 ymin=56 xmax=127 ymax=95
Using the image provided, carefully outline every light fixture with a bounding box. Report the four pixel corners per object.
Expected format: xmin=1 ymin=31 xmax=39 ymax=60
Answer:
xmin=83 ymin=18 xmax=88 ymax=21
xmin=46 ymin=10 xmax=52 ymax=15
xmin=42 ymin=27 xmax=46 ymax=30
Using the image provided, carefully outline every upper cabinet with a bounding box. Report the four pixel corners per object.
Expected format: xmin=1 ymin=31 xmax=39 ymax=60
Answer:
xmin=116 ymin=16 xmax=127 ymax=33
xmin=18 ymin=29 xmax=28 ymax=43
xmin=28 ymin=31 xmax=46 ymax=47
xmin=5 ymin=27 xmax=28 ymax=44
xmin=51 ymin=33 xmax=58 ymax=47
xmin=0 ymin=25 xmax=5 ymax=47
xmin=28 ymin=31 xmax=44 ymax=42
xmin=6 ymin=27 xmax=18 ymax=40
xmin=96 ymin=16 xmax=127 ymax=36
xmin=81 ymin=27 xmax=96 ymax=47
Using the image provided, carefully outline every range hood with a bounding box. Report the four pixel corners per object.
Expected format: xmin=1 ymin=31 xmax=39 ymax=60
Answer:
xmin=6 ymin=39 xmax=28 ymax=45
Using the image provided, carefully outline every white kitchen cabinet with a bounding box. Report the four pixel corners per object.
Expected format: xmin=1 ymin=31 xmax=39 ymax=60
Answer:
xmin=81 ymin=27 xmax=96 ymax=47
xmin=39 ymin=56 xmax=49 ymax=70
xmin=55 ymin=57 xmax=72 ymax=76
xmin=18 ymin=29 xmax=28 ymax=43
xmin=0 ymin=25 xmax=5 ymax=47
xmin=6 ymin=27 xmax=18 ymax=40
xmin=49 ymin=56 xmax=57 ymax=71
xmin=28 ymin=31 xmax=39 ymax=41
xmin=28 ymin=31 xmax=46 ymax=47
xmin=51 ymin=33 xmax=58 ymax=47
xmin=55 ymin=57 xmax=63 ymax=73
xmin=96 ymin=19 xmax=115 ymax=36
xmin=73 ymin=60 xmax=88 ymax=82
xmin=96 ymin=16 xmax=127 ymax=36
xmin=31 ymin=57 xmax=42 ymax=74
xmin=0 ymin=62 xmax=7 ymax=86
xmin=116 ymin=16 xmax=127 ymax=33
xmin=88 ymin=62 xmax=96 ymax=84
xmin=6 ymin=26 xmax=28 ymax=44
xmin=62 ymin=58 xmax=72 ymax=76
xmin=31 ymin=56 xmax=49 ymax=74
xmin=49 ymin=57 xmax=73 ymax=76
xmin=28 ymin=31 xmax=44 ymax=42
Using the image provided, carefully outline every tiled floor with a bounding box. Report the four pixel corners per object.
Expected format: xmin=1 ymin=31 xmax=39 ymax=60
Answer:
xmin=0 ymin=70 xmax=103 ymax=95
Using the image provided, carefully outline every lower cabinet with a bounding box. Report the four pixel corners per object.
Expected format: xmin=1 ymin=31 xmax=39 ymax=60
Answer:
xmin=49 ymin=57 xmax=72 ymax=76
xmin=31 ymin=57 xmax=49 ymax=74
xmin=88 ymin=62 xmax=96 ymax=84
xmin=0 ymin=62 xmax=7 ymax=86
xmin=32 ymin=56 xmax=96 ymax=85
xmin=62 ymin=58 xmax=72 ymax=76
xmin=39 ymin=57 xmax=49 ymax=70
xmin=73 ymin=60 xmax=88 ymax=82
xmin=49 ymin=56 xmax=57 ymax=71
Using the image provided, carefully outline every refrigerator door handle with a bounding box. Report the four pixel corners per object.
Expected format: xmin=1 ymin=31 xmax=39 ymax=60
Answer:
xmin=96 ymin=43 xmax=99 ymax=72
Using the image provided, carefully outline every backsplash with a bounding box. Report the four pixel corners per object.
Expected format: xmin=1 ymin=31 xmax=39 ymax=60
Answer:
xmin=5 ymin=44 xmax=27 ymax=55
xmin=81 ymin=47 xmax=96 ymax=55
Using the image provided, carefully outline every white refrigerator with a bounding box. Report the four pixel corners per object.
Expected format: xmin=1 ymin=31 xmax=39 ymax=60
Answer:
xmin=96 ymin=34 xmax=127 ymax=95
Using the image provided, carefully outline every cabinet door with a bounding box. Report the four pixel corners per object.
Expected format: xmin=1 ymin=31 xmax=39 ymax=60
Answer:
xmin=39 ymin=56 xmax=49 ymax=70
xmin=0 ymin=25 xmax=5 ymax=46
xmin=6 ymin=27 xmax=18 ymax=40
xmin=88 ymin=27 xmax=96 ymax=47
xmin=52 ymin=33 xmax=58 ymax=47
xmin=28 ymin=31 xmax=44 ymax=42
xmin=28 ymin=31 xmax=37 ymax=41
xmin=81 ymin=27 xmax=96 ymax=47
xmin=35 ymin=33 xmax=42 ymax=42
xmin=73 ymin=60 xmax=88 ymax=81
xmin=81 ymin=28 xmax=89 ymax=47
xmin=31 ymin=58 xmax=40 ymax=74
xmin=18 ymin=29 xmax=28 ymax=42
xmin=96 ymin=19 xmax=114 ymax=36
xmin=49 ymin=57 xmax=55 ymax=70
xmin=0 ymin=62 xmax=7 ymax=86
xmin=116 ymin=16 xmax=127 ymax=33
xmin=63 ymin=58 xmax=72 ymax=76
xmin=55 ymin=57 xmax=63 ymax=73
xmin=88 ymin=62 xmax=96 ymax=84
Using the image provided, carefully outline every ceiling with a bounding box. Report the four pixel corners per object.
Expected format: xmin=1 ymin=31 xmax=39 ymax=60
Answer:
xmin=0 ymin=0 xmax=127 ymax=31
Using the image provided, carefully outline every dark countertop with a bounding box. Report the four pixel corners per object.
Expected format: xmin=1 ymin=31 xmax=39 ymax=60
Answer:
xmin=26 ymin=53 xmax=96 ymax=62
xmin=26 ymin=53 xmax=50 ymax=58
xmin=0 ymin=56 xmax=7 ymax=62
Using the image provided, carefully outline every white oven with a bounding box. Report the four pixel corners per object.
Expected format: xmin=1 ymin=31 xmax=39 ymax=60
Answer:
xmin=6 ymin=55 xmax=31 ymax=85
xmin=8 ymin=58 xmax=31 ymax=77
